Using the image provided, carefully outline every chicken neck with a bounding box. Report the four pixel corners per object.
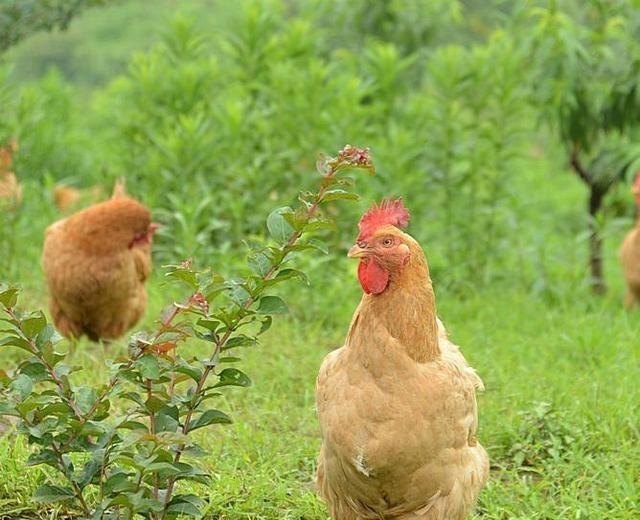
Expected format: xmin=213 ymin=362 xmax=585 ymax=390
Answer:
xmin=352 ymin=242 xmax=440 ymax=363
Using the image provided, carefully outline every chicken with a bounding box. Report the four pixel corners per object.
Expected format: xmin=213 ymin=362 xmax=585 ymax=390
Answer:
xmin=53 ymin=184 xmax=104 ymax=213
xmin=0 ymin=139 xmax=21 ymax=207
xmin=316 ymin=199 xmax=488 ymax=520
xmin=620 ymin=173 xmax=640 ymax=308
xmin=42 ymin=182 xmax=157 ymax=340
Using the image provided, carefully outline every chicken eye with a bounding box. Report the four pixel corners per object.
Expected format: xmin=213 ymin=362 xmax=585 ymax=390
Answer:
xmin=382 ymin=237 xmax=394 ymax=247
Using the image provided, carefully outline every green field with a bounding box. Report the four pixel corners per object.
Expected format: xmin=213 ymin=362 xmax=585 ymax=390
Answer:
xmin=1 ymin=1 xmax=640 ymax=519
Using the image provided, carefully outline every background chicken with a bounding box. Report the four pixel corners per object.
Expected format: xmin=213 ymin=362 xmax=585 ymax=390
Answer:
xmin=53 ymin=184 xmax=104 ymax=213
xmin=0 ymin=139 xmax=22 ymax=207
xmin=316 ymin=199 xmax=488 ymax=520
xmin=620 ymin=173 xmax=640 ymax=308
xmin=42 ymin=182 xmax=157 ymax=340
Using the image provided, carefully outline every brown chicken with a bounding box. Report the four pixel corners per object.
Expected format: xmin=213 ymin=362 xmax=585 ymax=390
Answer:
xmin=53 ymin=184 xmax=104 ymax=213
xmin=620 ymin=173 xmax=640 ymax=308
xmin=316 ymin=199 xmax=488 ymax=520
xmin=42 ymin=183 xmax=157 ymax=340
xmin=0 ymin=139 xmax=22 ymax=207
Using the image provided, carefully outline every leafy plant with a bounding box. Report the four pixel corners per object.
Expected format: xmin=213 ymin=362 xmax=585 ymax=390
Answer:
xmin=502 ymin=402 xmax=575 ymax=473
xmin=0 ymin=145 xmax=373 ymax=519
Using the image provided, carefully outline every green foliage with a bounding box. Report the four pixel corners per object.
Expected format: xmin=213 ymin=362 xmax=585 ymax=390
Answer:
xmin=12 ymin=69 xmax=100 ymax=184
xmin=501 ymin=401 xmax=576 ymax=471
xmin=0 ymin=146 xmax=373 ymax=518
xmin=526 ymin=1 xmax=640 ymax=151
xmin=0 ymin=0 xmax=108 ymax=53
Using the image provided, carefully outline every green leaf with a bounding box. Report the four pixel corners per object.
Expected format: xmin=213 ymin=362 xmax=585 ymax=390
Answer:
xmin=0 ymin=286 xmax=19 ymax=308
xmin=21 ymin=313 xmax=47 ymax=338
xmin=227 ymin=280 xmax=251 ymax=306
xmin=273 ymin=268 xmax=310 ymax=285
xmin=258 ymin=316 xmax=272 ymax=335
xmin=282 ymin=208 xmax=310 ymax=231
xmin=145 ymin=462 xmax=184 ymax=476
xmin=188 ymin=409 xmax=232 ymax=431
xmin=145 ymin=395 xmax=166 ymax=413
xmin=248 ymin=249 xmax=272 ymax=276
xmin=219 ymin=356 xmax=241 ymax=363
xmin=154 ymin=405 xmax=180 ymax=433
xmin=118 ymin=420 xmax=149 ymax=431
xmin=27 ymin=417 xmax=59 ymax=439
xmin=75 ymin=386 xmax=98 ymax=415
xmin=166 ymin=495 xmax=204 ymax=517
xmin=75 ymin=457 xmax=101 ymax=487
xmin=304 ymin=219 xmax=335 ymax=233
xmin=164 ymin=266 xmax=198 ymax=289
xmin=0 ymin=401 xmax=18 ymax=416
xmin=224 ymin=335 xmax=257 ymax=348
xmin=266 ymin=207 xmax=295 ymax=244
xmin=136 ymin=354 xmax=161 ymax=380
xmin=197 ymin=318 xmax=220 ymax=332
xmin=0 ymin=335 xmax=33 ymax=351
xmin=33 ymin=484 xmax=75 ymax=503
xmin=103 ymin=471 xmax=137 ymax=494
xmin=321 ymin=189 xmax=359 ymax=202
xmin=36 ymin=325 xmax=62 ymax=349
xmin=18 ymin=359 xmax=48 ymax=381
xmin=11 ymin=373 xmax=33 ymax=401
xmin=27 ymin=450 xmax=58 ymax=468
xmin=174 ymin=363 xmax=202 ymax=383
xmin=256 ymin=295 xmax=288 ymax=315
xmin=215 ymin=368 xmax=251 ymax=388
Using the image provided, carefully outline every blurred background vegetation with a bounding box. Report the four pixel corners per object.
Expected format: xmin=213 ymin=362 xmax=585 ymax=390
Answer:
xmin=1 ymin=1 xmax=640 ymax=517
xmin=3 ymin=0 xmax=640 ymax=301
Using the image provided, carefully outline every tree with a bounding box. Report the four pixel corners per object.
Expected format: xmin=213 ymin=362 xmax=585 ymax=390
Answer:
xmin=0 ymin=0 xmax=108 ymax=53
xmin=524 ymin=0 xmax=640 ymax=293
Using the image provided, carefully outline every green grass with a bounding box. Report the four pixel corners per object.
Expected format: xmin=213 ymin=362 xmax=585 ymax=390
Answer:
xmin=1 ymin=157 xmax=639 ymax=518
xmin=1 ymin=140 xmax=638 ymax=519
xmin=1 ymin=256 xmax=639 ymax=518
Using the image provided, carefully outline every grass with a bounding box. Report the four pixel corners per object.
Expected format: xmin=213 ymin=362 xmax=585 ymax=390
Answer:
xmin=1 ymin=251 xmax=639 ymax=518
xmin=1 ymin=155 xmax=640 ymax=518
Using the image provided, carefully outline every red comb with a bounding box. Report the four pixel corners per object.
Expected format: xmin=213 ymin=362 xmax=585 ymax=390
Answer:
xmin=357 ymin=198 xmax=410 ymax=240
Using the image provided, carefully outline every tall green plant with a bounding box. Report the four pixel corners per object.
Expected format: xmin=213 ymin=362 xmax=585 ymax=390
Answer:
xmin=399 ymin=32 xmax=530 ymax=288
xmin=0 ymin=145 xmax=373 ymax=519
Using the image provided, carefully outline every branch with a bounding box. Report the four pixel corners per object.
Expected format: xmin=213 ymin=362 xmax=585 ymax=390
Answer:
xmin=570 ymin=145 xmax=593 ymax=186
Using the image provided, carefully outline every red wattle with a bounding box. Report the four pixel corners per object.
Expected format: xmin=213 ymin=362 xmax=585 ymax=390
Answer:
xmin=358 ymin=260 xmax=389 ymax=295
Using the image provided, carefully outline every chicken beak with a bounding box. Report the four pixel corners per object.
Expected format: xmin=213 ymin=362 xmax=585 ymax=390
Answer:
xmin=149 ymin=222 xmax=161 ymax=236
xmin=348 ymin=244 xmax=369 ymax=259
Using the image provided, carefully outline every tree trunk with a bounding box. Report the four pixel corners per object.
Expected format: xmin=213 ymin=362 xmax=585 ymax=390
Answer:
xmin=570 ymin=147 xmax=607 ymax=294
xmin=587 ymin=187 xmax=606 ymax=294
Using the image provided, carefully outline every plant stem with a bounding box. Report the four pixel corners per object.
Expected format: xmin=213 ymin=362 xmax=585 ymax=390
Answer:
xmin=50 ymin=442 xmax=91 ymax=516
xmin=159 ymin=171 xmax=336 ymax=517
